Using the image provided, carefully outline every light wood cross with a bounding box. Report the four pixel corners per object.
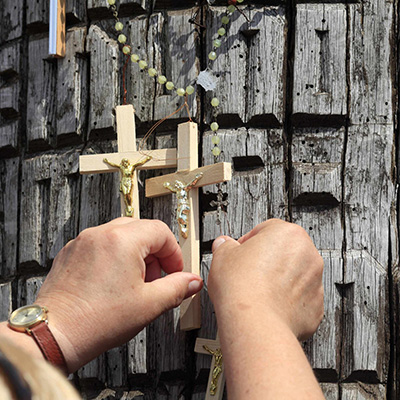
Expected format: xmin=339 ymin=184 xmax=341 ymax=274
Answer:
xmin=79 ymin=105 xmax=177 ymax=218
xmin=49 ymin=0 xmax=66 ymax=57
xmin=195 ymin=333 xmax=225 ymax=399
xmin=146 ymin=122 xmax=232 ymax=331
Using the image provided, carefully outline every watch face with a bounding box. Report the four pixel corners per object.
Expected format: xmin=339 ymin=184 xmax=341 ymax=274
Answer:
xmin=9 ymin=305 xmax=44 ymax=329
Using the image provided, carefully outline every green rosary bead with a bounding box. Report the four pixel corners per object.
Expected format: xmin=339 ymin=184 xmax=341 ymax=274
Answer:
xmin=218 ymin=27 xmax=226 ymax=36
xmin=209 ymin=51 xmax=217 ymax=61
xmin=122 ymin=45 xmax=131 ymax=55
xmin=212 ymin=135 xmax=221 ymax=145
xmin=212 ymin=147 xmax=221 ymax=157
xmin=227 ymin=5 xmax=236 ymax=13
xmin=115 ymin=22 xmax=124 ymax=31
xmin=177 ymin=88 xmax=186 ymax=96
xmin=186 ymin=85 xmax=195 ymax=95
xmin=138 ymin=60 xmax=148 ymax=70
xmin=211 ymin=122 xmax=219 ymax=132
xmin=213 ymin=39 xmax=222 ymax=48
xmin=158 ymin=75 xmax=167 ymax=84
xmin=148 ymin=68 xmax=157 ymax=77
xmin=118 ymin=34 xmax=127 ymax=44
xmin=108 ymin=0 xmax=116 ymax=5
xmin=131 ymin=54 xmax=140 ymax=63
xmin=166 ymin=81 xmax=175 ymax=90
xmin=211 ymin=97 xmax=220 ymax=107
xmin=221 ymin=16 xmax=230 ymax=25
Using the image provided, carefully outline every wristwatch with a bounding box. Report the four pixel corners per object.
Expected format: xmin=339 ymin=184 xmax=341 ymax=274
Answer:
xmin=8 ymin=304 xmax=68 ymax=375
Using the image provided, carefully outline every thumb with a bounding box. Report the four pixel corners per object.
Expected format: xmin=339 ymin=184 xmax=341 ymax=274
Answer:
xmin=143 ymin=272 xmax=203 ymax=316
xmin=212 ymin=235 xmax=240 ymax=254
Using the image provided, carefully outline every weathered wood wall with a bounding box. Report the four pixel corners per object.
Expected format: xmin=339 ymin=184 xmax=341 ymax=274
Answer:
xmin=0 ymin=0 xmax=398 ymax=399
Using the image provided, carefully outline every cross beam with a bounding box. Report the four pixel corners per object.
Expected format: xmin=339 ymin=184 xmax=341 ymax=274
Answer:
xmin=195 ymin=333 xmax=225 ymax=399
xmin=79 ymin=105 xmax=177 ymax=218
xmin=145 ymin=122 xmax=232 ymax=330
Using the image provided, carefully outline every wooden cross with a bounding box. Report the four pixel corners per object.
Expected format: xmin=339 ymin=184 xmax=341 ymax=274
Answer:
xmin=49 ymin=0 xmax=66 ymax=58
xmin=145 ymin=122 xmax=232 ymax=331
xmin=194 ymin=333 xmax=225 ymax=399
xmin=79 ymin=105 xmax=177 ymax=218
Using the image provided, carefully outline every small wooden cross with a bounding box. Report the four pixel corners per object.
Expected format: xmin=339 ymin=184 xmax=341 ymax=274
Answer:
xmin=79 ymin=105 xmax=177 ymax=218
xmin=210 ymin=184 xmax=229 ymax=226
xmin=194 ymin=333 xmax=225 ymax=399
xmin=49 ymin=0 xmax=66 ymax=58
xmin=145 ymin=122 xmax=232 ymax=330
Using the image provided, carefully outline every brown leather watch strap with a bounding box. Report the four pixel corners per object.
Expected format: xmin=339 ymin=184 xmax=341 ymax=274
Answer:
xmin=30 ymin=322 xmax=68 ymax=375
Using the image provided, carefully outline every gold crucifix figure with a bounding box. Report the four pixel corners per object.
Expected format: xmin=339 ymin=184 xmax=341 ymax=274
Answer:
xmin=103 ymin=156 xmax=152 ymax=217
xmin=203 ymin=345 xmax=223 ymax=396
xmin=163 ymin=173 xmax=203 ymax=238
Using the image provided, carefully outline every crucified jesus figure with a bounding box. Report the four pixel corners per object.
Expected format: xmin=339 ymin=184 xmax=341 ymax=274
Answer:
xmin=163 ymin=173 xmax=203 ymax=238
xmin=103 ymin=156 xmax=152 ymax=217
xmin=203 ymin=345 xmax=223 ymax=396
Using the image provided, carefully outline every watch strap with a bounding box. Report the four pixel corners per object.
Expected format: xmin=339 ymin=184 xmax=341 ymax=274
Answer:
xmin=30 ymin=322 xmax=68 ymax=375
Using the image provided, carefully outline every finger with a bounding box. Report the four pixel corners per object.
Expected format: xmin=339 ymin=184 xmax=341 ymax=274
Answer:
xmin=212 ymin=236 xmax=240 ymax=255
xmin=145 ymin=255 xmax=162 ymax=282
xmin=124 ymin=220 xmax=184 ymax=274
xmin=143 ymin=273 xmax=203 ymax=316
xmin=238 ymin=218 xmax=286 ymax=244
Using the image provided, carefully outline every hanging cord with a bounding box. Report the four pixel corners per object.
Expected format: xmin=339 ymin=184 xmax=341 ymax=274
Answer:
xmin=138 ymin=96 xmax=192 ymax=162
xmin=122 ymin=55 xmax=130 ymax=105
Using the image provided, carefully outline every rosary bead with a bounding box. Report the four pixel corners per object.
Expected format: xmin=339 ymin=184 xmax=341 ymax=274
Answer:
xmin=211 ymin=97 xmax=220 ymax=107
xmin=212 ymin=135 xmax=221 ymax=145
xmin=211 ymin=122 xmax=219 ymax=132
xmin=131 ymin=54 xmax=140 ymax=63
xmin=122 ymin=45 xmax=131 ymax=55
xmin=148 ymin=68 xmax=157 ymax=77
xmin=221 ymin=16 xmax=230 ymax=25
xmin=213 ymin=39 xmax=222 ymax=48
xmin=108 ymin=0 xmax=116 ymax=4
xmin=118 ymin=34 xmax=127 ymax=44
xmin=227 ymin=5 xmax=236 ymax=13
xmin=218 ymin=27 xmax=226 ymax=36
xmin=212 ymin=147 xmax=221 ymax=156
xmin=138 ymin=60 xmax=148 ymax=70
xmin=209 ymin=51 xmax=217 ymax=61
xmin=177 ymin=88 xmax=186 ymax=96
xmin=166 ymin=81 xmax=175 ymax=90
xmin=115 ymin=22 xmax=124 ymax=31
xmin=186 ymin=85 xmax=195 ymax=95
xmin=158 ymin=75 xmax=167 ymax=84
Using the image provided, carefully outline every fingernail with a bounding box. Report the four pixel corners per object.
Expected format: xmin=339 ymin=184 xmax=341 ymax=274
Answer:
xmin=187 ymin=280 xmax=202 ymax=296
xmin=212 ymin=237 xmax=226 ymax=252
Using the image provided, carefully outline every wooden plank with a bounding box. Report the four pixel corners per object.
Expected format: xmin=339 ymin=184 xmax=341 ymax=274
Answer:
xmin=177 ymin=122 xmax=199 ymax=331
xmin=202 ymin=128 xmax=286 ymax=242
xmin=27 ymin=35 xmax=56 ymax=150
xmin=80 ymin=149 xmax=177 ymax=174
xmin=27 ymin=0 xmax=49 ymax=32
xmin=25 ymin=277 xmax=45 ymax=304
xmin=65 ymin=0 xmax=86 ymax=23
xmin=128 ymin=329 xmax=147 ymax=375
xmin=87 ymin=25 xmax=119 ymax=136
xmin=293 ymin=4 xmax=347 ymax=126
xmin=153 ymin=10 xmax=198 ymax=122
xmin=56 ymin=27 xmax=87 ymax=144
xmin=19 ymin=151 xmax=80 ymax=268
xmin=205 ymin=6 xmax=285 ymax=126
xmin=0 ymin=283 xmax=12 ymax=322
xmin=341 ymin=383 xmax=386 ymax=399
xmin=320 ymin=383 xmax=338 ymax=400
xmin=0 ymin=43 xmax=20 ymax=119
xmin=0 ymin=0 xmax=23 ymax=42
xmin=348 ymin=3 xmax=393 ymax=125
xmin=146 ymin=162 xmax=232 ymax=198
xmin=343 ymin=124 xmax=394 ymax=381
xmin=0 ymin=157 xmax=19 ymax=278
xmin=0 ymin=123 xmax=18 ymax=156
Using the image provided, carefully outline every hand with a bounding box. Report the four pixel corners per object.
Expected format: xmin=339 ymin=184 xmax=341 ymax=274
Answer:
xmin=35 ymin=218 xmax=203 ymax=373
xmin=208 ymin=219 xmax=324 ymax=340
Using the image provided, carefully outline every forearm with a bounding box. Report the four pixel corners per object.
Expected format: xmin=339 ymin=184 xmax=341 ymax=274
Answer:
xmin=215 ymin=302 xmax=325 ymax=400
